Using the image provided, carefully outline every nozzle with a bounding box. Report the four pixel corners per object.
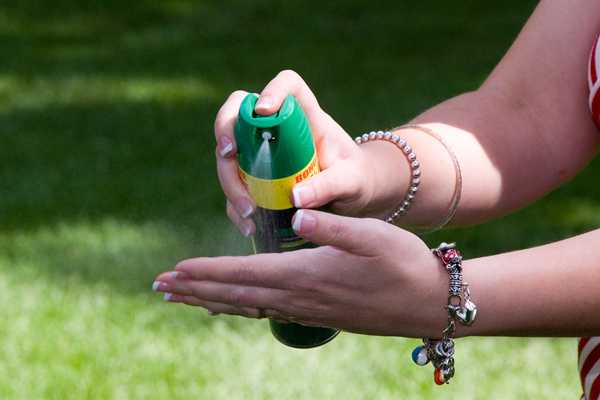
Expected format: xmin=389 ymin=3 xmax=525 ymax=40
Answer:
xmin=262 ymin=131 xmax=273 ymax=141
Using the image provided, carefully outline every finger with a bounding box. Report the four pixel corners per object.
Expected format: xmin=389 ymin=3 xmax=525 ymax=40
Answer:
xmin=214 ymin=91 xmax=256 ymax=218
xmin=164 ymin=293 xmax=267 ymax=319
xmin=291 ymin=209 xmax=392 ymax=256
xmin=172 ymin=252 xmax=310 ymax=290
xmin=214 ymin=90 xmax=247 ymax=158
xmin=254 ymin=69 xmax=320 ymax=116
xmin=226 ymin=200 xmax=255 ymax=237
xmin=216 ymin=141 xmax=255 ymax=218
xmin=292 ymin=161 xmax=361 ymax=209
xmin=156 ymin=278 xmax=293 ymax=314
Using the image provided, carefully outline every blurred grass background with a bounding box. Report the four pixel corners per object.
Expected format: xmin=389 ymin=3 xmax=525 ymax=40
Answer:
xmin=0 ymin=0 xmax=593 ymax=398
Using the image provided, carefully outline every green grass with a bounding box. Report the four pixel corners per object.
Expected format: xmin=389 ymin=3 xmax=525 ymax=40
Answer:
xmin=0 ymin=0 xmax=592 ymax=398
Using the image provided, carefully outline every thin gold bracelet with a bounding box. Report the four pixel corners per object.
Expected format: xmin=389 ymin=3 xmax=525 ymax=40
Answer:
xmin=397 ymin=124 xmax=462 ymax=232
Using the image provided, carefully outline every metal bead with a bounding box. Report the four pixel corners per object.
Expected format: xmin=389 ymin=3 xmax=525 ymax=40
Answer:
xmin=407 ymin=194 xmax=415 ymax=201
xmin=413 ymin=168 xmax=421 ymax=177
xmin=398 ymin=138 xmax=406 ymax=147
xmin=403 ymin=200 xmax=411 ymax=209
xmin=384 ymin=131 xmax=392 ymax=140
xmin=410 ymin=185 xmax=419 ymax=194
xmin=398 ymin=207 xmax=406 ymax=214
xmin=369 ymin=131 xmax=376 ymax=140
xmin=403 ymin=145 xmax=412 ymax=154
xmin=391 ymin=134 xmax=400 ymax=143
xmin=355 ymin=137 xmax=362 ymax=144
xmin=412 ymin=177 xmax=421 ymax=185
xmin=362 ymin=133 xmax=369 ymax=142
xmin=408 ymin=152 xmax=416 ymax=161
xmin=376 ymin=130 xmax=384 ymax=139
xmin=411 ymin=160 xmax=420 ymax=168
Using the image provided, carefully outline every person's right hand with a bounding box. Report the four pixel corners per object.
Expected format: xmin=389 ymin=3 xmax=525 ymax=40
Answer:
xmin=215 ymin=70 xmax=378 ymax=236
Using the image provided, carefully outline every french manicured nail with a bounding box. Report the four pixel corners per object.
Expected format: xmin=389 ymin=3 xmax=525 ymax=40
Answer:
xmin=152 ymin=281 xmax=163 ymax=291
xmin=255 ymin=95 xmax=273 ymax=110
xmin=292 ymin=210 xmax=316 ymax=233
xmin=170 ymin=271 xmax=178 ymax=279
xmin=242 ymin=223 xmax=252 ymax=237
xmin=164 ymin=293 xmax=173 ymax=301
xmin=236 ymin=199 xmax=254 ymax=218
xmin=292 ymin=185 xmax=315 ymax=208
xmin=218 ymin=136 xmax=234 ymax=157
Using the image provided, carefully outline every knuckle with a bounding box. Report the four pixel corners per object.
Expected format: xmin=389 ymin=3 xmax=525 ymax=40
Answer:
xmin=228 ymin=287 xmax=246 ymax=306
xmin=278 ymin=69 xmax=301 ymax=82
xmin=234 ymin=262 xmax=257 ymax=285
xmin=327 ymin=220 xmax=348 ymax=244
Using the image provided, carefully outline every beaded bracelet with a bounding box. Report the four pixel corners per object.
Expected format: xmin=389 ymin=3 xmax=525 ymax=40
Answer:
xmin=411 ymin=242 xmax=477 ymax=385
xmin=354 ymin=130 xmax=421 ymax=223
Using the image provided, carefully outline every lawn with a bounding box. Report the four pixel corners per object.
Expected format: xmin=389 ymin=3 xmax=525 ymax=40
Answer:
xmin=0 ymin=1 xmax=593 ymax=398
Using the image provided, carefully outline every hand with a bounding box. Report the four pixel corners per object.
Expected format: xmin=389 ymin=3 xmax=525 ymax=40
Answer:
xmin=153 ymin=209 xmax=447 ymax=338
xmin=215 ymin=70 xmax=377 ymax=237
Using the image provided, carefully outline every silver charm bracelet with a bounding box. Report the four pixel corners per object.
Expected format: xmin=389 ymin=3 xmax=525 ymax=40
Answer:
xmin=411 ymin=242 xmax=478 ymax=385
xmin=354 ymin=130 xmax=421 ymax=223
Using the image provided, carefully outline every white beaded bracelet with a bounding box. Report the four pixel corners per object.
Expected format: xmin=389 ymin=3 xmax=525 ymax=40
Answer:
xmin=354 ymin=130 xmax=421 ymax=223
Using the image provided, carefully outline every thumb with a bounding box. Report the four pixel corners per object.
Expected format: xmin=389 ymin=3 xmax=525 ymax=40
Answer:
xmin=292 ymin=164 xmax=360 ymax=209
xmin=291 ymin=209 xmax=391 ymax=256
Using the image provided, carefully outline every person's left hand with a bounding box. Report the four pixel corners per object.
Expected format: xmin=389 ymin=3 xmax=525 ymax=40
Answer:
xmin=153 ymin=210 xmax=447 ymax=338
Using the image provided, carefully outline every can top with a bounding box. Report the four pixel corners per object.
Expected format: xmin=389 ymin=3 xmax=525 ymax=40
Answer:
xmin=235 ymin=94 xmax=315 ymax=180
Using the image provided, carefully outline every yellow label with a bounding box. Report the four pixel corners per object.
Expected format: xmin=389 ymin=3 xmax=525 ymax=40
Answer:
xmin=239 ymin=154 xmax=319 ymax=210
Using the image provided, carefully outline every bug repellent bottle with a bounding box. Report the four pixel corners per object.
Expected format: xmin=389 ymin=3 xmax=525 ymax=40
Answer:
xmin=234 ymin=93 xmax=340 ymax=348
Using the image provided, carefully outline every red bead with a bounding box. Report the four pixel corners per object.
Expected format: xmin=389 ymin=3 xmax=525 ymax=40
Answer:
xmin=442 ymin=249 xmax=459 ymax=264
xmin=434 ymin=368 xmax=445 ymax=385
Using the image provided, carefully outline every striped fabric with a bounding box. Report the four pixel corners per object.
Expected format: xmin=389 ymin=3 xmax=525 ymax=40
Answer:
xmin=582 ymin=33 xmax=600 ymax=400
xmin=588 ymin=32 xmax=600 ymax=128
xmin=579 ymin=338 xmax=600 ymax=400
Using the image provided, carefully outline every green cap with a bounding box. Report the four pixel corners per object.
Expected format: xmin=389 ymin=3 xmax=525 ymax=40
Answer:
xmin=235 ymin=94 xmax=315 ymax=179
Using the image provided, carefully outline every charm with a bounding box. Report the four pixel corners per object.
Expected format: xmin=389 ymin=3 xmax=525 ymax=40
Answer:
xmin=455 ymin=299 xmax=478 ymax=326
xmin=411 ymin=345 xmax=429 ymax=366
xmin=434 ymin=368 xmax=446 ymax=385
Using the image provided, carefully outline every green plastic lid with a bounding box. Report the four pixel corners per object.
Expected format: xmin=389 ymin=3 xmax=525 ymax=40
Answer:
xmin=235 ymin=94 xmax=315 ymax=179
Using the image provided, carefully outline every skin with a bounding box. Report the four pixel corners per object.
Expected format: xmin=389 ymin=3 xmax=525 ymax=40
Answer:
xmin=155 ymin=0 xmax=600 ymax=338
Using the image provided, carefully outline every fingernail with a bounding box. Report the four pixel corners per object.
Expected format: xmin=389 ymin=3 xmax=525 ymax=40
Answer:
xmin=152 ymin=281 xmax=162 ymax=291
xmin=292 ymin=210 xmax=316 ymax=233
xmin=170 ymin=271 xmax=178 ymax=279
xmin=255 ymin=95 xmax=273 ymax=110
xmin=236 ymin=199 xmax=254 ymax=218
xmin=218 ymin=137 xmax=234 ymax=157
xmin=242 ymin=223 xmax=252 ymax=237
xmin=293 ymin=185 xmax=315 ymax=208
xmin=164 ymin=293 xmax=172 ymax=301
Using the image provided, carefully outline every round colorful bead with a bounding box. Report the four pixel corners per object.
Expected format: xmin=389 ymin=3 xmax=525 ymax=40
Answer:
xmin=411 ymin=345 xmax=429 ymax=366
xmin=434 ymin=368 xmax=446 ymax=385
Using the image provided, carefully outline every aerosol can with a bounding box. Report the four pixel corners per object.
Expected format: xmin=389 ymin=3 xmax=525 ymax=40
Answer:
xmin=234 ymin=93 xmax=339 ymax=348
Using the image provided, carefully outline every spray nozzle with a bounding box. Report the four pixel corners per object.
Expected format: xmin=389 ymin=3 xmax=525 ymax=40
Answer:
xmin=261 ymin=130 xmax=276 ymax=142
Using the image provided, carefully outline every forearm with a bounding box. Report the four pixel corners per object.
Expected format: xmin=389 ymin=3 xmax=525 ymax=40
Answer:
xmin=361 ymin=1 xmax=600 ymax=227
xmin=450 ymin=229 xmax=600 ymax=337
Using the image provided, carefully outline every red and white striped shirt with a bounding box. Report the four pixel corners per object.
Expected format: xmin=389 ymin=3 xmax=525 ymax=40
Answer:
xmin=579 ymin=338 xmax=600 ymax=400
xmin=582 ymin=32 xmax=600 ymax=400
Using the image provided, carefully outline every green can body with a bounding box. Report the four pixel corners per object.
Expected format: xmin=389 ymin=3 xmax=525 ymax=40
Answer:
xmin=234 ymin=93 xmax=339 ymax=348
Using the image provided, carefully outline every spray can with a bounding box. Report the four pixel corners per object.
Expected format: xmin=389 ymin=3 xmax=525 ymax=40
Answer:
xmin=234 ymin=93 xmax=340 ymax=348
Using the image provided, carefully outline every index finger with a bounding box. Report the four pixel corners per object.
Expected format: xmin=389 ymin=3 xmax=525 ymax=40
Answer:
xmin=173 ymin=250 xmax=313 ymax=290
